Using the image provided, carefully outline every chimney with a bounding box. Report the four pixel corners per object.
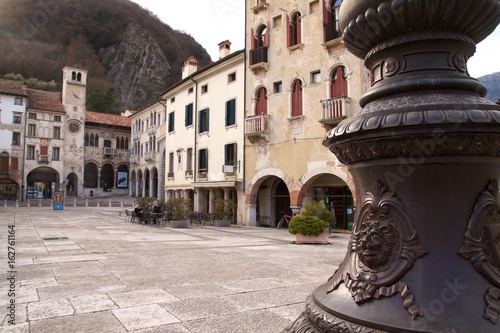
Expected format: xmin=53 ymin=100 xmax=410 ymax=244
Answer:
xmin=182 ymin=56 xmax=198 ymax=79
xmin=218 ymin=40 xmax=231 ymax=59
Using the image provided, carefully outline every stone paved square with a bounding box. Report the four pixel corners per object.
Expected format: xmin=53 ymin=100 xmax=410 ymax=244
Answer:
xmin=0 ymin=204 xmax=350 ymax=332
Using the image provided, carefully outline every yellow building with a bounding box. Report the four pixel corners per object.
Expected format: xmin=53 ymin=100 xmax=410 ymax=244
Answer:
xmin=244 ymin=0 xmax=370 ymax=228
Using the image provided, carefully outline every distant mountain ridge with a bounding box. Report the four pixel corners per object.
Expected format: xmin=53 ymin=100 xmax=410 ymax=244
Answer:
xmin=0 ymin=0 xmax=212 ymax=112
xmin=478 ymin=72 xmax=500 ymax=104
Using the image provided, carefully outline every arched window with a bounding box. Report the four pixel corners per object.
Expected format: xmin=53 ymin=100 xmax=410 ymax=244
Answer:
xmin=94 ymin=134 xmax=99 ymax=147
xmin=287 ymin=12 xmax=302 ymax=47
xmin=72 ymin=71 xmax=77 ymax=81
xmin=255 ymin=87 xmax=267 ymax=115
xmin=77 ymin=72 xmax=82 ymax=82
xmin=291 ymin=80 xmax=303 ymax=117
xmin=323 ymin=0 xmax=343 ymax=42
xmin=125 ymin=139 xmax=129 ymax=150
xmin=89 ymin=134 xmax=94 ymax=147
xmin=84 ymin=133 xmax=89 ymax=146
xmin=331 ymin=66 xmax=348 ymax=98
xmin=116 ymin=137 xmax=120 ymax=149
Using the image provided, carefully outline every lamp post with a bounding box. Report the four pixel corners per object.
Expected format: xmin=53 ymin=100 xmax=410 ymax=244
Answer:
xmin=287 ymin=0 xmax=500 ymax=332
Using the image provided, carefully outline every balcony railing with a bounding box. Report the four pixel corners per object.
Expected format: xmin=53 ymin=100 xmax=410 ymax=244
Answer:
xmin=320 ymin=97 xmax=350 ymax=125
xmin=38 ymin=155 xmax=49 ymax=164
xmin=130 ymin=155 xmax=140 ymax=164
xmin=323 ymin=22 xmax=342 ymax=43
xmin=249 ymin=47 xmax=268 ymax=67
xmin=144 ymin=151 xmax=156 ymax=162
xmin=245 ymin=114 xmax=271 ymax=136
xmin=103 ymin=147 xmax=115 ymax=155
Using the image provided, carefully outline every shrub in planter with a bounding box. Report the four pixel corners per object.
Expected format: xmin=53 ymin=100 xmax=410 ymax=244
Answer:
xmin=302 ymin=202 xmax=336 ymax=228
xmin=136 ymin=197 xmax=156 ymax=212
xmin=166 ymin=198 xmax=192 ymax=226
xmin=288 ymin=215 xmax=329 ymax=236
xmin=212 ymin=198 xmax=234 ymax=227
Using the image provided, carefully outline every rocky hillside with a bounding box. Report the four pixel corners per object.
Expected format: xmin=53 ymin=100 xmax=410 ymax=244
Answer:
xmin=0 ymin=0 xmax=212 ymax=112
xmin=478 ymin=72 xmax=500 ymax=104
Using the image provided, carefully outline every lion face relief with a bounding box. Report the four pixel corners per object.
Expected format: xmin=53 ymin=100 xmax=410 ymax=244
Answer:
xmin=357 ymin=216 xmax=399 ymax=271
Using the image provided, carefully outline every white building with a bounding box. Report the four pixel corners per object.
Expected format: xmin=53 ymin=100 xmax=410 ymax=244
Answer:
xmin=131 ymin=41 xmax=246 ymax=223
xmin=0 ymin=79 xmax=27 ymax=199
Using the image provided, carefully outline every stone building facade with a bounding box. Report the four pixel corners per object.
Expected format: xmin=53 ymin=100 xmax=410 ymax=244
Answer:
xmin=244 ymin=0 xmax=370 ymax=228
xmin=0 ymin=67 xmax=131 ymax=200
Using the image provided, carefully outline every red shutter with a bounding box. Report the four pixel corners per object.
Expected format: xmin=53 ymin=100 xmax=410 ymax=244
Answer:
xmin=255 ymin=88 xmax=268 ymax=115
xmin=251 ymin=27 xmax=257 ymax=49
xmin=323 ymin=0 xmax=330 ymax=24
xmin=292 ymin=81 xmax=303 ymax=117
xmin=331 ymin=67 xmax=348 ymax=98
xmin=297 ymin=14 xmax=302 ymax=44
xmin=263 ymin=22 xmax=269 ymax=47
xmin=286 ymin=15 xmax=291 ymax=47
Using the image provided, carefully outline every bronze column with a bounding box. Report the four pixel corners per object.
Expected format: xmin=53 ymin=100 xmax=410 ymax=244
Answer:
xmin=287 ymin=0 xmax=500 ymax=332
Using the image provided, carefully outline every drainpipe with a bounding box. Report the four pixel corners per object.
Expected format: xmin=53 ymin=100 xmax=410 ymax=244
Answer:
xmin=20 ymin=95 xmax=28 ymax=202
xmin=190 ymin=76 xmax=198 ymax=184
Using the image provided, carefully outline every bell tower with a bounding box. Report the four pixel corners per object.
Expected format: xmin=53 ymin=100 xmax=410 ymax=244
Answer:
xmin=61 ymin=66 xmax=87 ymax=197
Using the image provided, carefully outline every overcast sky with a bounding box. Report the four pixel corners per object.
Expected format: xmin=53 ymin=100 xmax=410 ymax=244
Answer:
xmin=130 ymin=0 xmax=499 ymax=78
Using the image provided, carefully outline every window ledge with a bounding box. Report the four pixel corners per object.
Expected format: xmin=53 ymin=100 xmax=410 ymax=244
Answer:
xmin=288 ymin=115 xmax=305 ymax=122
xmin=225 ymin=124 xmax=238 ymax=130
xmin=249 ymin=62 xmax=269 ymax=72
xmin=288 ymin=43 xmax=304 ymax=52
xmin=251 ymin=2 xmax=269 ymax=14
xmin=322 ymin=37 xmax=343 ymax=49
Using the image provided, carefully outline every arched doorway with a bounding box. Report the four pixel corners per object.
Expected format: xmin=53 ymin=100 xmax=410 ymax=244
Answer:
xmin=144 ymin=169 xmax=150 ymax=197
xmin=151 ymin=167 xmax=158 ymax=198
xmin=137 ymin=170 xmax=143 ymax=197
xmin=100 ymin=164 xmax=114 ymax=191
xmin=84 ymin=163 xmax=98 ymax=188
xmin=66 ymin=172 xmax=78 ymax=197
xmin=301 ymin=173 xmax=354 ymax=230
xmin=26 ymin=167 xmax=59 ymax=199
xmin=255 ymin=176 xmax=292 ymax=227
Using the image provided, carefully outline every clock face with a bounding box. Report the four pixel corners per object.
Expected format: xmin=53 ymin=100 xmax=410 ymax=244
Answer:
xmin=68 ymin=120 xmax=81 ymax=134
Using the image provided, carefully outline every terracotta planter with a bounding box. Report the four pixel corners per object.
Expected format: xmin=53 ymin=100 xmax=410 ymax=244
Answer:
xmin=170 ymin=220 xmax=189 ymax=228
xmin=295 ymin=228 xmax=330 ymax=244
xmin=215 ymin=219 xmax=231 ymax=227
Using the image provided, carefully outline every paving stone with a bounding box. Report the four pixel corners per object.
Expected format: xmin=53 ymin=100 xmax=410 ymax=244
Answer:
xmin=29 ymin=311 xmax=127 ymax=333
xmin=109 ymin=289 xmax=179 ymax=307
xmin=70 ymin=294 xmax=118 ymax=314
xmin=112 ymin=304 xmax=180 ymax=331
xmin=27 ymin=299 xmax=74 ymax=321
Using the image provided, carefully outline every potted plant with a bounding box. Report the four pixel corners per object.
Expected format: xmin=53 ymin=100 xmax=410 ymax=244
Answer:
xmin=288 ymin=203 xmax=334 ymax=244
xmin=166 ymin=198 xmax=192 ymax=228
xmin=212 ymin=198 xmax=234 ymax=227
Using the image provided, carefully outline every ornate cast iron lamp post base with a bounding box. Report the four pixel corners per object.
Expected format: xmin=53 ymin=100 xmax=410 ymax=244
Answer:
xmin=286 ymin=0 xmax=500 ymax=332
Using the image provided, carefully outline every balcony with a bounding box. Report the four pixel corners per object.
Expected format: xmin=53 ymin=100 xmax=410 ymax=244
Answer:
xmin=249 ymin=47 xmax=268 ymax=71
xmin=222 ymin=165 xmax=236 ymax=176
xmin=132 ymin=132 xmax=140 ymax=140
xmin=319 ymin=97 xmax=350 ymax=126
xmin=144 ymin=151 xmax=156 ymax=162
xmin=185 ymin=169 xmax=193 ymax=177
xmin=103 ymin=147 xmax=115 ymax=155
xmin=38 ymin=155 xmax=49 ymax=164
xmin=251 ymin=0 xmax=269 ymax=14
xmin=147 ymin=125 xmax=157 ymax=135
xmin=245 ymin=114 xmax=271 ymax=137
xmin=130 ymin=155 xmax=140 ymax=164
xmin=198 ymin=170 xmax=208 ymax=179
xmin=323 ymin=22 xmax=343 ymax=48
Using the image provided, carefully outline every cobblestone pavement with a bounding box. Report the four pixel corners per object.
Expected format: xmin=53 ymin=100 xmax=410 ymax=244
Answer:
xmin=0 ymin=203 xmax=351 ymax=333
